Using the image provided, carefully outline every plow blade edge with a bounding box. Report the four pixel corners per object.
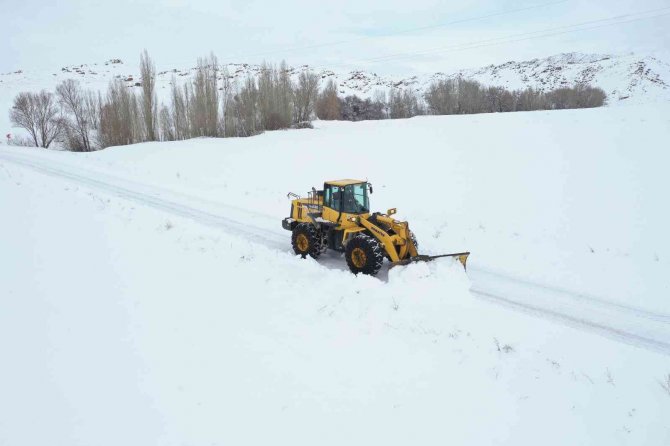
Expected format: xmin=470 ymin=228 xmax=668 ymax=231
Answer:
xmin=391 ymin=252 xmax=470 ymax=271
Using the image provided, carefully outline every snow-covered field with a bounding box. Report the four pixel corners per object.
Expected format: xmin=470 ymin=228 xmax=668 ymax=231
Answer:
xmin=1 ymin=104 xmax=669 ymax=445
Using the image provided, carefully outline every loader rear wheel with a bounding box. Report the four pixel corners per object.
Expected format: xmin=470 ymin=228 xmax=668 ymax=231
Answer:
xmin=345 ymin=234 xmax=384 ymax=276
xmin=292 ymin=223 xmax=322 ymax=259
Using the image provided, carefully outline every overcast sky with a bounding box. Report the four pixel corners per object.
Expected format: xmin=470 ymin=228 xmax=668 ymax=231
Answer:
xmin=2 ymin=0 xmax=669 ymax=74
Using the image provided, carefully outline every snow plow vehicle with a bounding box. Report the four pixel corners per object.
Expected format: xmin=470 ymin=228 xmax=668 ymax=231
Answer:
xmin=282 ymin=179 xmax=469 ymax=275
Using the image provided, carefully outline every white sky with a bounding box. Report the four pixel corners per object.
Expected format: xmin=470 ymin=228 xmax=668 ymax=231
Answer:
xmin=2 ymin=0 xmax=669 ymax=74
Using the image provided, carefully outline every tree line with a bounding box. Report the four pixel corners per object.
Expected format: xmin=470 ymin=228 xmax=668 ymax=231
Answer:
xmin=8 ymin=51 xmax=321 ymax=150
xmin=315 ymin=78 xmax=606 ymax=122
xmin=8 ymin=51 xmax=606 ymax=151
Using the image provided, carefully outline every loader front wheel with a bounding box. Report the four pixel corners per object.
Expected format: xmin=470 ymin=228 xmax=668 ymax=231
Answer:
xmin=292 ymin=223 xmax=322 ymax=259
xmin=345 ymin=234 xmax=384 ymax=276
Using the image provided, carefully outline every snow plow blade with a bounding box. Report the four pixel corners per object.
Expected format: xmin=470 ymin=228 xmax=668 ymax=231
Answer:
xmin=391 ymin=252 xmax=470 ymax=271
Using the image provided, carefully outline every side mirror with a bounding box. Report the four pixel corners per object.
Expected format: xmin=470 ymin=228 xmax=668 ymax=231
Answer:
xmin=387 ymin=208 xmax=397 ymax=216
xmin=368 ymin=183 xmax=373 ymax=194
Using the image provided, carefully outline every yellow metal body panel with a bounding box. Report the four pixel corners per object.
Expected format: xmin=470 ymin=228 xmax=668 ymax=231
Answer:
xmin=321 ymin=206 xmax=370 ymax=228
xmin=321 ymin=205 xmax=339 ymax=224
xmin=325 ymin=179 xmax=366 ymax=187
xmin=359 ymin=214 xmax=418 ymax=262
xmin=290 ymin=197 xmax=323 ymax=221
xmin=342 ymin=226 xmax=366 ymax=244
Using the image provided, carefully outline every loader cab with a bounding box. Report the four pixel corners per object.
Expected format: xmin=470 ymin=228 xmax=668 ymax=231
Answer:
xmin=322 ymin=180 xmax=371 ymax=224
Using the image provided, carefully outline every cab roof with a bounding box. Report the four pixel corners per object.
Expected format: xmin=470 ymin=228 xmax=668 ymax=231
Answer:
xmin=325 ymin=179 xmax=366 ymax=187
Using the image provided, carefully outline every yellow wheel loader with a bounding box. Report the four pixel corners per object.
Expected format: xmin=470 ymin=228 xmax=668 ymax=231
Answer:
xmin=282 ymin=179 xmax=469 ymax=276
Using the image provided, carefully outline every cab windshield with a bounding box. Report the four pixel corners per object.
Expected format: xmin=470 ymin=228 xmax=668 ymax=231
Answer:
xmin=342 ymin=183 xmax=369 ymax=214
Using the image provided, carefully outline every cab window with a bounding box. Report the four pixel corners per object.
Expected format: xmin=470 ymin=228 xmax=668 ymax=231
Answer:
xmin=324 ymin=185 xmax=342 ymax=210
xmin=324 ymin=186 xmax=331 ymax=207
xmin=342 ymin=183 xmax=369 ymax=214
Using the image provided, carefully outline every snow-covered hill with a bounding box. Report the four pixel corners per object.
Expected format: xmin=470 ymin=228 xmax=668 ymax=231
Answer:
xmin=437 ymin=52 xmax=670 ymax=103
xmin=335 ymin=53 xmax=670 ymax=104
xmin=2 ymin=52 xmax=669 ymax=138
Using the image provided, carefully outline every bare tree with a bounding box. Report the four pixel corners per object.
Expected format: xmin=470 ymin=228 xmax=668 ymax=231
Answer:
xmin=516 ymin=88 xmax=548 ymax=111
xmin=485 ymin=86 xmax=505 ymax=113
xmin=158 ymin=104 xmax=174 ymax=141
xmin=256 ymin=61 xmax=293 ymax=131
xmin=189 ymin=54 xmax=219 ymax=137
xmin=86 ymin=91 xmax=101 ymax=132
xmin=99 ymin=79 xmax=140 ymax=148
xmin=425 ymin=79 xmax=605 ymax=115
xmin=456 ymin=79 xmax=486 ymax=114
xmin=315 ymin=79 xmax=341 ymax=120
xmin=220 ymin=67 xmax=235 ymax=137
xmin=235 ymin=75 xmax=261 ymax=136
xmin=56 ymin=79 xmax=94 ymax=151
xmin=169 ymin=78 xmax=190 ymax=140
xmin=424 ymin=79 xmax=458 ymax=115
xmin=139 ymin=49 xmax=158 ymax=141
xmin=371 ymin=90 xmax=389 ymax=119
xmin=277 ymin=61 xmax=294 ymax=128
xmin=293 ymin=70 xmax=320 ymax=124
xmin=578 ymin=85 xmax=607 ymax=108
xmin=10 ymin=90 xmax=63 ymax=148
xmin=10 ymin=92 xmax=40 ymax=147
xmin=389 ymin=89 xmax=422 ymax=119
xmin=339 ymin=95 xmax=386 ymax=121
xmin=547 ymin=84 xmax=606 ymax=109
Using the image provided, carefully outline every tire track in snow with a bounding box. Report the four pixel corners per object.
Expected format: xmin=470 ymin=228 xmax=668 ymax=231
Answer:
xmin=472 ymin=267 xmax=670 ymax=323
xmin=0 ymin=151 xmax=288 ymax=250
xmin=2 ymin=151 xmax=669 ymax=355
xmin=471 ymin=289 xmax=670 ymax=355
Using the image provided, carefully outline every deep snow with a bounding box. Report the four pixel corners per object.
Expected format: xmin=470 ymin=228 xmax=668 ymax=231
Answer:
xmin=1 ymin=104 xmax=670 ymax=445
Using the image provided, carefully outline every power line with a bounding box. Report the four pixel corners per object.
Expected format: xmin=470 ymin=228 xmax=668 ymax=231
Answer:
xmin=324 ymin=6 xmax=670 ymax=69
xmin=233 ymin=0 xmax=568 ymax=60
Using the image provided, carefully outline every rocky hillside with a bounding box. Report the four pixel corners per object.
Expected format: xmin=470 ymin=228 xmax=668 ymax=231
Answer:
xmin=438 ymin=53 xmax=670 ymax=103
xmin=334 ymin=53 xmax=670 ymax=104
xmin=1 ymin=52 xmax=668 ymax=134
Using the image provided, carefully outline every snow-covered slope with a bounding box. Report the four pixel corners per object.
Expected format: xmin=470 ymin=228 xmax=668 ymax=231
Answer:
xmin=1 ymin=103 xmax=669 ymax=446
xmin=337 ymin=53 xmax=670 ymax=104
xmin=2 ymin=52 xmax=669 ymax=138
xmin=437 ymin=52 xmax=670 ymax=103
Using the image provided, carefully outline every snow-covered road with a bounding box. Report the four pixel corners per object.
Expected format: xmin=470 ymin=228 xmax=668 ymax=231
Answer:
xmin=3 ymin=149 xmax=668 ymax=356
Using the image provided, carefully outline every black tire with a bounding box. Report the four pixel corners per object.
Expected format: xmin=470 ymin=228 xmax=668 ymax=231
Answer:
xmin=292 ymin=223 xmax=322 ymax=259
xmin=345 ymin=234 xmax=384 ymax=275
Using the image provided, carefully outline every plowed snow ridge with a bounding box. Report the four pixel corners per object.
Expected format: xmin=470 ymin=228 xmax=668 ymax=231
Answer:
xmin=2 ymin=151 xmax=669 ymax=355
